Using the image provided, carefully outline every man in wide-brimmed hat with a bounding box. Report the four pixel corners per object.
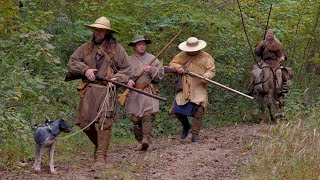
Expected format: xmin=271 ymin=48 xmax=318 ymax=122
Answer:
xmin=168 ymin=37 xmax=215 ymax=143
xmin=124 ymin=35 xmax=164 ymax=150
xmin=67 ymin=16 xmax=130 ymax=167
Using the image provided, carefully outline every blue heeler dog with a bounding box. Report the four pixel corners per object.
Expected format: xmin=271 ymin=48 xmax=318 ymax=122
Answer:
xmin=32 ymin=119 xmax=72 ymax=174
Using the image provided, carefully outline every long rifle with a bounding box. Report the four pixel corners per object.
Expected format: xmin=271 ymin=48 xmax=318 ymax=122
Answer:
xmin=164 ymin=67 xmax=254 ymax=100
xmin=236 ymin=0 xmax=256 ymax=65
xmin=186 ymin=71 xmax=253 ymax=100
xmin=263 ymin=3 xmax=273 ymax=40
xmin=96 ymin=76 xmax=167 ymax=102
xmin=236 ymin=0 xmax=273 ymax=69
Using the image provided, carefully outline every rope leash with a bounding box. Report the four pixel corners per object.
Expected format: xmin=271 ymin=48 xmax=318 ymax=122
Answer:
xmin=61 ymin=83 xmax=116 ymax=139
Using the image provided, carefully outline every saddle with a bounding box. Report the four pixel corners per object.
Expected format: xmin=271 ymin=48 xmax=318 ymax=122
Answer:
xmin=252 ymin=62 xmax=293 ymax=94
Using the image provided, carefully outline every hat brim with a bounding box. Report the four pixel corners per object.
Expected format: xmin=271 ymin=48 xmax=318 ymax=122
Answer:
xmin=84 ymin=24 xmax=117 ymax=33
xmin=178 ymin=40 xmax=207 ymax=52
xmin=128 ymin=39 xmax=152 ymax=46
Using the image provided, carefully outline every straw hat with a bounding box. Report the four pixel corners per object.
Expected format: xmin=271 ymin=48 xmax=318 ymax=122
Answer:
xmin=128 ymin=35 xmax=152 ymax=46
xmin=178 ymin=37 xmax=207 ymax=52
xmin=84 ymin=16 xmax=117 ymax=33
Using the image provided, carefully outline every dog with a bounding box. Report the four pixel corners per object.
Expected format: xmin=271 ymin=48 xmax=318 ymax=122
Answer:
xmin=32 ymin=119 xmax=72 ymax=174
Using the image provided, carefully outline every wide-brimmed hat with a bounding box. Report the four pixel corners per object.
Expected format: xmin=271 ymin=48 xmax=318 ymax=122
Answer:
xmin=84 ymin=16 xmax=117 ymax=33
xmin=178 ymin=37 xmax=207 ymax=52
xmin=128 ymin=35 xmax=152 ymax=46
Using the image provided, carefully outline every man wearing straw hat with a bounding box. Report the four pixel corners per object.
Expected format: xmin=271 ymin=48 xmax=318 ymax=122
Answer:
xmin=67 ymin=16 xmax=130 ymax=167
xmin=169 ymin=37 xmax=215 ymax=143
xmin=125 ymin=35 xmax=164 ymax=151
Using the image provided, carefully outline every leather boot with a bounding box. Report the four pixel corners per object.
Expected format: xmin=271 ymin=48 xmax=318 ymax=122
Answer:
xmin=175 ymin=113 xmax=190 ymax=139
xmin=133 ymin=121 xmax=142 ymax=144
xmin=84 ymin=125 xmax=98 ymax=159
xmin=141 ymin=115 xmax=154 ymax=150
xmin=94 ymin=129 xmax=112 ymax=167
xmin=191 ymin=106 xmax=204 ymax=143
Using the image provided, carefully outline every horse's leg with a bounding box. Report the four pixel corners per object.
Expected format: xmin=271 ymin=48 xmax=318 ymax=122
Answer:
xmin=267 ymin=93 xmax=276 ymax=123
xmin=258 ymin=95 xmax=266 ymax=124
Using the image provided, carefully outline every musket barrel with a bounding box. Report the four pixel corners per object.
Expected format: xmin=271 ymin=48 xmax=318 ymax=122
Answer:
xmin=186 ymin=72 xmax=254 ymax=100
xmin=96 ymin=76 xmax=167 ymax=102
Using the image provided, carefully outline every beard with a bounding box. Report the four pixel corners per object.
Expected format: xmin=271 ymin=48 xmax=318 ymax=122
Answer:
xmin=266 ymin=35 xmax=274 ymax=42
xmin=93 ymin=35 xmax=105 ymax=44
xmin=93 ymin=33 xmax=114 ymax=44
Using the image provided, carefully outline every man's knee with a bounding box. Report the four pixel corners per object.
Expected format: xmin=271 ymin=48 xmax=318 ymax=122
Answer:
xmin=132 ymin=116 xmax=141 ymax=125
xmin=83 ymin=124 xmax=96 ymax=132
xmin=98 ymin=118 xmax=113 ymax=130
xmin=194 ymin=106 xmax=204 ymax=118
xmin=175 ymin=113 xmax=186 ymax=119
xmin=142 ymin=114 xmax=155 ymax=122
xmin=276 ymin=69 xmax=282 ymax=78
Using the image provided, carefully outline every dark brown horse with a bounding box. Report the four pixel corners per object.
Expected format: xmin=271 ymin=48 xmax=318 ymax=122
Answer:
xmin=252 ymin=61 xmax=283 ymax=124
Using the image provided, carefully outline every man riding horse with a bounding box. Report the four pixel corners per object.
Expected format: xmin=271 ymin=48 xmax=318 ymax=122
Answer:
xmin=246 ymin=29 xmax=290 ymax=98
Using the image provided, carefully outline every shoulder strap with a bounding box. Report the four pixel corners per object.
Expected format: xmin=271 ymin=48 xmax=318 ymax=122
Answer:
xmin=182 ymin=54 xmax=197 ymax=69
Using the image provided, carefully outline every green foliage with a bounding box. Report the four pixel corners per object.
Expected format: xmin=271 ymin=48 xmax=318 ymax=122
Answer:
xmin=0 ymin=0 xmax=320 ymax=176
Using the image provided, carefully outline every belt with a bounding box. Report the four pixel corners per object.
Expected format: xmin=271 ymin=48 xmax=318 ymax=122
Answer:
xmin=135 ymin=83 xmax=158 ymax=95
xmin=135 ymin=83 xmax=150 ymax=89
xmin=88 ymin=83 xmax=108 ymax=88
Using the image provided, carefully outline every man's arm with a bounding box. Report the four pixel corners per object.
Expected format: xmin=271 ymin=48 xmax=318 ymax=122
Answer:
xmin=113 ymin=44 xmax=131 ymax=83
xmin=254 ymin=40 xmax=265 ymax=57
xmin=67 ymin=44 xmax=90 ymax=75
xmin=147 ymin=59 xmax=164 ymax=83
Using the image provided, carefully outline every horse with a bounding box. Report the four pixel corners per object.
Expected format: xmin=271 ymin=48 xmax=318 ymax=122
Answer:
xmin=252 ymin=61 xmax=284 ymax=124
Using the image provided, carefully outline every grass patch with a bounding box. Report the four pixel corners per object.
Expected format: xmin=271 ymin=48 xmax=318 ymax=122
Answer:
xmin=100 ymin=168 xmax=136 ymax=180
xmin=244 ymin=108 xmax=320 ymax=179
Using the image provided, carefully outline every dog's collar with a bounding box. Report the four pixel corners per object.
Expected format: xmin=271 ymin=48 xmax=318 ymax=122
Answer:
xmin=44 ymin=123 xmax=59 ymax=136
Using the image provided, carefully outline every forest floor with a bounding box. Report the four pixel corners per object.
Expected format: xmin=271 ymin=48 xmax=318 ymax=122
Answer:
xmin=0 ymin=124 xmax=269 ymax=180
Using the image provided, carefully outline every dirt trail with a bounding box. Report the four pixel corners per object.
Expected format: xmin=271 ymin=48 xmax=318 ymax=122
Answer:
xmin=0 ymin=124 xmax=267 ymax=180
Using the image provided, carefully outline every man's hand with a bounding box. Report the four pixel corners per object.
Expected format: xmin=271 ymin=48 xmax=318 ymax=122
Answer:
xmin=85 ymin=69 xmax=97 ymax=81
xmin=257 ymin=40 xmax=266 ymax=49
xmin=127 ymin=79 xmax=135 ymax=87
xmin=279 ymin=56 xmax=285 ymax=63
xmin=143 ymin=65 xmax=152 ymax=73
xmin=200 ymin=77 xmax=207 ymax=83
xmin=110 ymin=77 xmax=117 ymax=81
xmin=176 ymin=67 xmax=185 ymax=74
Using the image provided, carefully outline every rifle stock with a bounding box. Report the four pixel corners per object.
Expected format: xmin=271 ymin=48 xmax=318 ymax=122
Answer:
xmin=164 ymin=66 xmax=178 ymax=73
xmin=164 ymin=66 xmax=253 ymax=100
xmin=118 ymin=89 xmax=130 ymax=105
xmin=64 ymin=72 xmax=83 ymax=82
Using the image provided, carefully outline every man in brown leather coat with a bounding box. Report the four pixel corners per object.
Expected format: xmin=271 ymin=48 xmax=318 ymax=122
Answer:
xmin=67 ymin=17 xmax=130 ymax=167
xmin=246 ymin=29 xmax=287 ymax=95
xmin=125 ymin=35 xmax=164 ymax=150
